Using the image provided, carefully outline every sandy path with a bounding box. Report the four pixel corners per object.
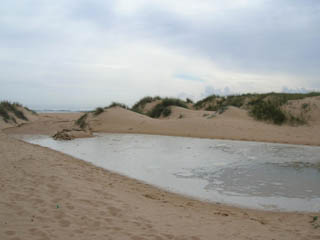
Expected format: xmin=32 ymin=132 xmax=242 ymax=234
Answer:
xmin=1 ymin=132 xmax=319 ymax=240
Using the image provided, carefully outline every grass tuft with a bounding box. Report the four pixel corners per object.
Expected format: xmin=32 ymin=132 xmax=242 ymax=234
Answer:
xmin=186 ymin=98 xmax=193 ymax=104
xmin=148 ymin=98 xmax=188 ymax=118
xmin=131 ymin=96 xmax=162 ymax=113
xmin=194 ymin=95 xmax=218 ymax=109
xmin=194 ymin=92 xmax=320 ymax=125
xmin=249 ymin=100 xmax=287 ymax=125
xmin=75 ymin=113 xmax=88 ymax=129
xmin=93 ymin=107 xmax=104 ymax=116
xmin=106 ymin=102 xmax=129 ymax=110
xmin=0 ymin=101 xmax=29 ymax=122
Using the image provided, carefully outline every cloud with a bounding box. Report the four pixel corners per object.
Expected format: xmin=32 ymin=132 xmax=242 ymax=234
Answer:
xmin=173 ymin=73 xmax=204 ymax=83
xmin=202 ymin=86 xmax=233 ymax=97
xmin=0 ymin=0 xmax=319 ymax=109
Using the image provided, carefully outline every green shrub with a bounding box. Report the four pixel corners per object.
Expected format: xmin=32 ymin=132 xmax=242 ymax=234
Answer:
xmin=149 ymin=98 xmax=188 ymax=118
xmin=106 ymin=102 xmax=129 ymax=109
xmin=93 ymin=107 xmax=104 ymax=116
xmin=186 ymin=98 xmax=193 ymax=104
xmin=0 ymin=105 xmax=10 ymax=122
xmin=288 ymin=114 xmax=306 ymax=125
xmin=205 ymin=105 xmax=218 ymax=111
xmin=223 ymin=95 xmax=249 ymax=107
xmin=247 ymin=92 xmax=320 ymax=125
xmin=194 ymin=95 xmax=218 ymax=109
xmin=0 ymin=101 xmax=28 ymax=122
xmin=162 ymin=108 xmax=172 ymax=117
xmin=249 ymin=100 xmax=287 ymax=125
xmin=131 ymin=96 xmax=162 ymax=113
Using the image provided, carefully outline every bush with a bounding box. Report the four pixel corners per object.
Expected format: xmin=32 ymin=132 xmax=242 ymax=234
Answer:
xmin=186 ymin=98 xmax=193 ymax=104
xmin=106 ymin=102 xmax=129 ymax=109
xmin=131 ymin=96 xmax=162 ymax=113
xmin=250 ymin=100 xmax=287 ymax=125
xmin=194 ymin=95 xmax=218 ymax=109
xmin=0 ymin=105 xmax=10 ymax=122
xmin=0 ymin=101 xmax=28 ymax=122
xmin=223 ymin=95 xmax=249 ymax=107
xmin=148 ymin=98 xmax=188 ymax=118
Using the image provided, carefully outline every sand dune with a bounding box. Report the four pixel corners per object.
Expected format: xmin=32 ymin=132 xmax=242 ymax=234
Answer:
xmin=4 ymin=104 xmax=320 ymax=145
xmin=72 ymin=106 xmax=320 ymax=146
xmin=0 ymin=106 xmax=39 ymax=130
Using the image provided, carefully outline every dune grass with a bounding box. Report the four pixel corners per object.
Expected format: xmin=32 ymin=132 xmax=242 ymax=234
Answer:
xmin=249 ymin=100 xmax=287 ymax=125
xmin=131 ymin=96 xmax=162 ymax=113
xmin=75 ymin=113 xmax=88 ymax=129
xmin=247 ymin=93 xmax=320 ymax=125
xmin=106 ymin=102 xmax=129 ymax=110
xmin=148 ymin=98 xmax=188 ymax=118
xmin=0 ymin=101 xmax=29 ymax=123
xmin=194 ymin=95 xmax=218 ymax=109
xmin=186 ymin=98 xmax=193 ymax=104
xmin=193 ymin=92 xmax=320 ymax=125
xmin=93 ymin=107 xmax=104 ymax=116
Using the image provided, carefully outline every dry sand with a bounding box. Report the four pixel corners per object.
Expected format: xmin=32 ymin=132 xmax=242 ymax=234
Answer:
xmin=1 ymin=109 xmax=320 ymax=239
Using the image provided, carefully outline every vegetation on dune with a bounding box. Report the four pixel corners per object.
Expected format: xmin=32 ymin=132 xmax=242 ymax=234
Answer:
xmin=0 ymin=106 xmax=10 ymax=123
xmin=0 ymin=101 xmax=30 ymax=123
xmin=131 ymin=96 xmax=162 ymax=113
xmin=75 ymin=113 xmax=88 ymax=129
xmin=193 ymin=92 xmax=320 ymax=125
xmin=106 ymin=102 xmax=129 ymax=110
xmin=194 ymin=95 xmax=219 ymax=109
xmin=247 ymin=92 xmax=320 ymax=125
xmin=148 ymin=98 xmax=188 ymax=118
xmin=70 ymin=91 xmax=320 ymax=128
xmin=93 ymin=107 xmax=104 ymax=116
xmin=249 ymin=100 xmax=287 ymax=125
xmin=186 ymin=98 xmax=193 ymax=104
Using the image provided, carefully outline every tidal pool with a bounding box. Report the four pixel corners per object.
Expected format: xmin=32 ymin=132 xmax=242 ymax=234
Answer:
xmin=19 ymin=133 xmax=320 ymax=212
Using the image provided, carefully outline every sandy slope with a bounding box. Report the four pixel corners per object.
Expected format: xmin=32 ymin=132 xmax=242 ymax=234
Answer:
xmin=2 ymin=112 xmax=82 ymax=134
xmin=0 ymin=107 xmax=39 ymax=131
xmin=4 ymin=106 xmax=320 ymax=145
xmin=1 ymin=132 xmax=319 ymax=240
xmin=80 ymin=106 xmax=320 ymax=146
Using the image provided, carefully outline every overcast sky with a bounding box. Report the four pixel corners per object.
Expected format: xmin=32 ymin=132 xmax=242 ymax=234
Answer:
xmin=1 ymin=0 xmax=319 ymax=110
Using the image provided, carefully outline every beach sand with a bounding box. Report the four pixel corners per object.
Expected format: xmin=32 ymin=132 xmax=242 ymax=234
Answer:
xmin=1 ymin=110 xmax=320 ymax=239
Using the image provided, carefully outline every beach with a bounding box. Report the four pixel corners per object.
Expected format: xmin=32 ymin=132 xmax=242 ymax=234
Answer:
xmin=1 ymin=110 xmax=320 ymax=239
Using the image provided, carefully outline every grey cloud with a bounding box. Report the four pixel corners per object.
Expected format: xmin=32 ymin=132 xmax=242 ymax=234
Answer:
xmin=1 ymin=0 xmax=320 ymax=109
xmin=109 ymin=0 xmax=320 ymax=80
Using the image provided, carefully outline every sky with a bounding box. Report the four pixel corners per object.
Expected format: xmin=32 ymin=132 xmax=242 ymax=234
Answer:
xmin=1 ymin=0 xmax=320 ymax=110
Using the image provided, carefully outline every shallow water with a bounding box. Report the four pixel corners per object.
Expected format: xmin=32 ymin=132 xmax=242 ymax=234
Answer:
xmin=19 ymin=133 xmax=320 ymax=212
